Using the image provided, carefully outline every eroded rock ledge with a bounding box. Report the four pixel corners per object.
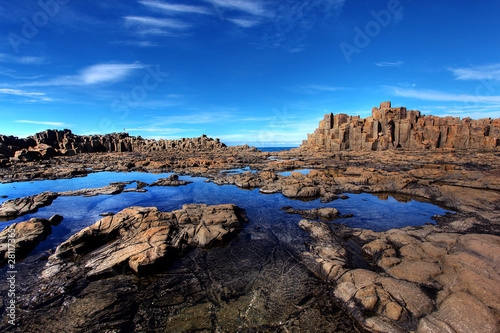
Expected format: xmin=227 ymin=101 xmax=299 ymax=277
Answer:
xmin=0 ymin=191 xmax=58 ymax=219
xmin=299 ymin=219 xmax=500 ymax=333
xmin=43 ymin=204 xmax=247 ymax=278
xmin=0 ymin=215 xmax=62 ymax=266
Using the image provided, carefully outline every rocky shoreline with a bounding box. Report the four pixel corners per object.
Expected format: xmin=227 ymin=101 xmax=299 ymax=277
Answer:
xmin=1 ymin=110 xmax=499 ymax=332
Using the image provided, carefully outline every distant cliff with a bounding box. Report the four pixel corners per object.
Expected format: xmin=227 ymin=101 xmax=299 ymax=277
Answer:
xmin=301 ymin=102 xmax=500 ymax=151
xmin=0 ymin=130 xmax=226 ymax=163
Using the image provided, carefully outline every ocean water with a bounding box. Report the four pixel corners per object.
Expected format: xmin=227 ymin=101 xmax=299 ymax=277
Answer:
xmin=257 ymin=147 xmax=298 ymax=152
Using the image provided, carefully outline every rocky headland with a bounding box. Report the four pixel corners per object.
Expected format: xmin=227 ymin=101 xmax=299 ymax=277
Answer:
xmin=302 ymin=101 xmax=500 ymax=151
xmin=1 ymin=103 xmax=499 ymax=332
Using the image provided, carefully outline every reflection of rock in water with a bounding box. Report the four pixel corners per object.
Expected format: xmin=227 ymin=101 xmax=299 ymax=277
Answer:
xmin=135 ymin=230 xmax=358 ymax=332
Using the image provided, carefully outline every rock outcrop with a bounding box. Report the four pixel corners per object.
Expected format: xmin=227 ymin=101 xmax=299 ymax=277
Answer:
xmin=299 ymin=220 xmax=500 ymax=333
xmin=149 ymin=174 xmax=192 ymax=187
xmin=0 ymin=131 xmax=227 ymax=163
xmin=0 ymin=191 xmax=59 ymax=219
xmin=282 ymin=206 xmax=352 ymax=221
xmin=0 ymin=215 xmax=63 ymax=266
xmin=43 ymin=204 xmax=247 ymax=278
xmin=302 ymin=101 xmax=500 ymax=151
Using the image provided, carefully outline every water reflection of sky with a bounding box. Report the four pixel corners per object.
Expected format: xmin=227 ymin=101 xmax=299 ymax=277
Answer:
xmin=277 ymin=169 xmax=314 ymax=176
xmin=219 ymin=166 xmax=257 ymax=174
xmin=0 ymin=172 xmax=452 ymax=255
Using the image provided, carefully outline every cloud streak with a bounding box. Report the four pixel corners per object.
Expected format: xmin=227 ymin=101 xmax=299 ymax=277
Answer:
xmin=295 ymin=84 xmax=349 ymax=94
xmin=16 ymin=120 xmax=67 ymax=126
xmin=204 ymin=0 xmax=272 ymax=17
xmin=19 ymin=63 xmax=145 ymax=87
xmin=0 ymin=88 xmax=53 ymax=101
xmin=227 ymin=17 xmax=260 ymax=28
xmin=124 ymin=16 xmax=190 ymax=29
xmin=449 ymin=64 xmax=500 ymax=81
xmin=375 ymin=61 xmax=404 ymax=67
xmin=139 ymin=1 xmax=212 ymax=15
xmin=390 ymin=86 xmax=500 ymax=104
xmin=0 ymin=53 xmax=46 ymax=65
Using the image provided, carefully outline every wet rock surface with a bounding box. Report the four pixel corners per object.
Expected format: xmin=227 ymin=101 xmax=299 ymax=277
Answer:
xmin=149 ymin=174 xmax=193 ymax=187
xmin=282 ymin=206 xmax=353 ymax=221
xmin=0 ymin=191 xmax=58 ymax=219
xmin=57 ymin=182 xmax=129 ymax=197
xmin=0 ymin=215 xmax=62 ymax=266
xmin=44 ymin=204 xmax=248 ymax=278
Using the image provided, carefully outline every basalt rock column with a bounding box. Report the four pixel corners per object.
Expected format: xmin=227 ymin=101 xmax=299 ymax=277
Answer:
xmin=302 ymin=102 xmax=500 ymax=151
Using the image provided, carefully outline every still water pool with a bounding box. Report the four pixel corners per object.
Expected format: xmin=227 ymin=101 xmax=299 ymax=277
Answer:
xmin=0 ymin=171 xmax=453 ymax=331
xmin=0 ymin=171 xmax=451 ymax=255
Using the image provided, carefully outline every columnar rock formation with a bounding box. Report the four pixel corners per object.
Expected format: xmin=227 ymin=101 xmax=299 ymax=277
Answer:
xmin=302 ymin=101 xmax=500 ymax=151
xmin=0 ymin=130 xmax=226 ymax=162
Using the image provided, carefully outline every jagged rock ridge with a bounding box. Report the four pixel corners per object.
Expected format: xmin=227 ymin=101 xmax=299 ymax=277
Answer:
xmin=0 ymin=130 xmax=226 ymax=163
xmin=302 ymin=101 xmax=500 ymax=151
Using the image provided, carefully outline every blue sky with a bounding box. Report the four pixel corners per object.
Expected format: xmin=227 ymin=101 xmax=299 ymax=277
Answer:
xmin=0 ymin=1 xmax=499 ymax=146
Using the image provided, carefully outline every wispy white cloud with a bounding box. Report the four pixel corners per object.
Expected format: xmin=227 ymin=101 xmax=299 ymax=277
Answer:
xmin=294 ymin=84 xmax=349 ymax=94
xmin=125 ymin=16 xmax=190 ymax=29
xmin=19 ymin=63 xmax=145 ymax=87
xmin=449 ymin=64 xmax=500 ymax=81
xmin=204 ymin=0 xmax=272 ymax=17
xmin=0 ymin=70 xmax=44 ymax=80
xmin=0 ymin=88 xmax=44 ymax=97
xmin=390 ymin=86 xmax=500 ymax=104
xmin=240 ymin=117 xmax=277 ymax=121
xmin=139 ymin=1 xmax=212 ymax=15
xmin=0 ymin=53 xmax=47 ymax=65
xmin=418 ymin=104 xmax=500 ymax=119
xmin=114 ymin=40 xmax=160 ymax=47
xmin=375 ymin=61 xmax=404 ymax=67
xmin=80 ymin=64 xmax=144 ymax=84
xmin=0 ymin=88 xmax=53 ymax=101
xmin=16 ymin=120 xmax=67 ymax=126
xmin=257 ymin=0 xmax=346 ymax=51
xmin=227 ymin=17 xmax=260 ymax=28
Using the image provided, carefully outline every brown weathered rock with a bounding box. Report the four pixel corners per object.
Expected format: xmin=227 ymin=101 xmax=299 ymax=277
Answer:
xmin=57 ymin=183 xmax=129 ymax=196
xmin=43 ymin=204 xmax=247 ymax=278
xmin=299 ymin=215 xmax=500 ymax=332
xmin=283 ymin=207 xmax=341 ymax=221
xmin=1 ymin=130 xmax=229 ymax=163
xmin=302 ymin=102 xmax=500 ymax=151
xmin=0 ymin=191 xmax=59 ymax=218
xmin=149 ymin=175 xmax=192 ymax=187
xmin=418 ymin=292 xmax=499 ymax=333
xmin=0 ymin=215 xmax=62 ymax=266
xmin=387 ymin=259 xmax=442 ymax=285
